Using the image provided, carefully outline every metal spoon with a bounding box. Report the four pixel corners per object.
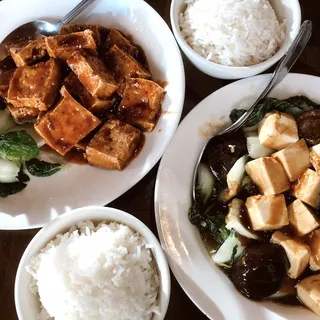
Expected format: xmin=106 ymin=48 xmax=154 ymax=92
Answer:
xmin=0 ymin=0 xmax=97 ymax=59
xmin=192 ymin=20 xmax=313 ymax=201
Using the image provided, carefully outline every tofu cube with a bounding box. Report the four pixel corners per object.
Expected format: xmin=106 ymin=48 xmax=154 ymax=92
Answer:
xmin=45 ymin=30 xmax=97 ymax=60
xmin=105 ymin=29 xmax=140 ymax=59
xmin=60 ymin=24 xmax=101 ymax=47
xmin=296 ymin=274 xmax=320 ymax=315
xmin=119 ymin=78 xmax=164 ymax=132
xmin=288 ymin=199 xmax=320 ymax=236
xmin=272 ymin=139 xmax=310 ymax=181
xmin=271 ymin=231 xmax=310 ymax=279
xmin=310 ymin=144 xmax=320 ymax=175
xmin=86 ymin=119 xmax=141 ymax=170
xmin=245 ymin=157 xmax=290 ymax=195
xmin=7 ymin=104 xmax=39 ymax=124
xmin=0 ymin=69 xmax=15 ymax=99
xmin=10 ymin=38 xmax=47 ymax=67
xmin=292 ymin=169 xmax=320 ymax=208
xmin=35 ymin=86 xmax=100 ymax=155
xmin=63 ymin=72 xmax=114 ymax=114
xmin=7 ymin=59 xmax=60 ymax=111
xmin=67 ymin=51 xmax=117 ymax=99
xmin=258 ymin=112 xmax=299 ymax=150
xmin=309 ymin=229 xmax=320 ymax=271
xmin=105 ymin=45 xmax=151 ymax=81
xmin=245 ymin=194 xmax=289 ymax=231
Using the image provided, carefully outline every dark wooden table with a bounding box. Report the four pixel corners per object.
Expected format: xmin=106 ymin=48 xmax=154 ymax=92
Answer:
xmin=1 ymin=0 xmax=320 ymax=319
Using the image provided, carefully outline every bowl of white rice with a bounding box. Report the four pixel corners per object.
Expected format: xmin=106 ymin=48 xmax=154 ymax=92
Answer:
xmin=14 ymin=206 xmax=170 ymax=320
xmin=171 ymin=0 xmax=301 ymax=79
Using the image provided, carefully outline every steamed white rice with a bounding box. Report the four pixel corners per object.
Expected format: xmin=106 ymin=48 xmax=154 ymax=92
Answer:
xmin=26 ymin=220 xmax=160 ymax=320
xmin=179 ymin=0 xmax=286 ymax=66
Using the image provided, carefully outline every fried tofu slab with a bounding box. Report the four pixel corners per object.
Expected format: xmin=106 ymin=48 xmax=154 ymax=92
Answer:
xmin=7 ymin=59 xmax=60 ymax=111
xmin=7 ymin=104 xmax=39 ymax=124
xmin=45 ymin=30 xmax=97 ymax=60
xmin=105 ymin=45 xmax=151 ymax=81
xmin=10 ymin=38 xmax=47 ymax=67
xmin=60 ymin=24 xmax=102 ymax=47
xmin=67 ymin=51 xmax=117 ymax=99
xmin=86 ymin=119 xmax=141 ymax=170
xmin=64 ymin=72 xmax=115 ymax=114
xmin=35 ymin=86 xmax=101 ymax=155
xmin=119 ymin=78 xmax=164 ymax=132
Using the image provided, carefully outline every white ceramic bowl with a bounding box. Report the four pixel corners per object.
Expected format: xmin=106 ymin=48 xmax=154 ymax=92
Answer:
xmin=170 ymin=0 xmax=301 ymax=79
xmin=15 ymin=206 xmax=170 ymax=320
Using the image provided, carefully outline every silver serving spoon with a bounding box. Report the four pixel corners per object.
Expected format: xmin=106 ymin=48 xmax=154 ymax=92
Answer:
xmin=192 ymin=20 xmax=313 ymax=201
xmin=0 ymin=0 xmax=97 ymax=59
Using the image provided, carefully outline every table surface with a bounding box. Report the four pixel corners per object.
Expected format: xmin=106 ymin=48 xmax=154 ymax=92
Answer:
xmin=1 ymin=0 xmax=320 ymax=319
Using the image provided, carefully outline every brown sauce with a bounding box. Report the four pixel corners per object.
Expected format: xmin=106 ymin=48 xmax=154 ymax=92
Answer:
xmin=40 ymin=145 xmax=87 ymax=165
xmin=157 ymin=80 xmax=168 ymax=89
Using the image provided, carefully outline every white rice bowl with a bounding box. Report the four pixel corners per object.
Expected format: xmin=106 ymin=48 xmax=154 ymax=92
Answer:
xmin=26 ymin=220 xmax=160 ymax=320
xmin=179 ymin=0 xmax=286 ymax=66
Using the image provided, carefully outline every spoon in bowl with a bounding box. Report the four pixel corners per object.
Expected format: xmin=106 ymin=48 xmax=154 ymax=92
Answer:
xmin=0 ymin=0 xmax=97 ymax=59
xmin=192 ymin=20 xmax=313 ymax=201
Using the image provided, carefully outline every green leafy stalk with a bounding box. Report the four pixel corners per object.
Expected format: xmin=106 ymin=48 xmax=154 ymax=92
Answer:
xmin=0 ymin=130 xmax=39 ymax=161
xmin=229 ymin=95 xmax=320 ymax=127
xmin=0 ymin=181 xmax=27 ymax=198
xmin=26 ymin=159 xmax=61 ymax=177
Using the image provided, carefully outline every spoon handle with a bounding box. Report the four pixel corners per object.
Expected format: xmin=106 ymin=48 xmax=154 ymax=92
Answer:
xmin=221 ymin=20 xmax=313 ymax=135
xmin=59 ymin=0 xmax=97 ymax=26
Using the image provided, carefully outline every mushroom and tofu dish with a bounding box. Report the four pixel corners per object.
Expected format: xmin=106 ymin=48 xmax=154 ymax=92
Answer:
xmin=0 ymin=24 xmax=165 ymax=197
xmin=189 ymin=96 xmax=320 ymax=315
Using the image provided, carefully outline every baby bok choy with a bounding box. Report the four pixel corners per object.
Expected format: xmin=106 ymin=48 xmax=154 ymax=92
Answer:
xmin=225 ymin=198 xmax=258 ymax=240
xmin=0 ymin=158 xmax=19 ymax=183
xmin=219 ymin=155 xmax=248 ymax=202
xmin=246 ymin=131 xmax=274 ymax=159
xmin=0 ymin=109 xmax=16 ymax=134
xmin=196 ymin=163 xmax=215 ymax=204
xmin=212 ymin=231 xmax=245 ymax=268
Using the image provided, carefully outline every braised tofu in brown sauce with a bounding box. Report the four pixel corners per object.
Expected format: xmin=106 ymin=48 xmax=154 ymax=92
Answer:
xmin=7 ymin=104 xmax=39 ymax=124
xmin=86 ymin=119 xmax=141 ymax=170
xmin=0 ymin=23 xmax=165 ymax=171
xmin=10 ymin=38 xmax=48 ymax=67
xmin=60 ymin=24 xmax=102 ymax=47
xmin=105 ymin=45 xmax=151 ymax=81
xmin=35 ymin=86 xmax=100 ymax=155
xmin=67 ymin=51 xmax=117 ymax=99
xmin=118 ymin=78 xmax=164 ymax=132
xmin=7 ymin=59 xmax=60 ymax=111
xmin=46 ymin=30 xmax=97 ymax=60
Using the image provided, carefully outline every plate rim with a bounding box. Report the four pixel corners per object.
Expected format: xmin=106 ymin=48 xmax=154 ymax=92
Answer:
xmin=154 ymin=73 xmax=320 ymax=320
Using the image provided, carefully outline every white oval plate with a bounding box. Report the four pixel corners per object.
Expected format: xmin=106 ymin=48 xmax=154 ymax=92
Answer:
xmin=155 ymin=74 xmax=319 ymax=320
xmin=0 ymin=0 xmax=185 ymax=230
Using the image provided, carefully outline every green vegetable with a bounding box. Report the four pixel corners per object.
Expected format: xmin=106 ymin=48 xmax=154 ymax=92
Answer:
xmin=212 ymin=231 xmax=245 ymax=268
xmin=196 ymin=163 xmax=215 ymax=204
xmin=229 ymin=95 xmax=320 ymax=127
xmin=189 ymin=202 xmax=230 ymax=247
xmin=0 ymin=158 xmax=19 ymax=183
xmin=0 ymin=181 xmax=27 ymax=198
xmin=17 ymin=167 xmax=30 ymax=183
xmin=0 ymin=130 xmax=39 ymax=161
xmin=26 ymin=158 xmax=61 ymax=177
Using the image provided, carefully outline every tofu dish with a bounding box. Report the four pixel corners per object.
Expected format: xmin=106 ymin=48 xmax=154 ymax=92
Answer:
xmin=189 ymin=95 xmax=320 ymax=314
xmin=0 ymin=24 xmax=165 ymax=197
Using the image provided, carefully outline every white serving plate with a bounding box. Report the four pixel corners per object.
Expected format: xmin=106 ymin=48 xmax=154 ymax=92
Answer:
xmin=155 ymin=73 xmax=319 ymax=320
xmin=0 ymin=0 xmax=185 ymax=230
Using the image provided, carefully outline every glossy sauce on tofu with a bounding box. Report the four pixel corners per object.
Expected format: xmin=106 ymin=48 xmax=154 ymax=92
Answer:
xmin=2 ymin=23 xmax=166 ymax=173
